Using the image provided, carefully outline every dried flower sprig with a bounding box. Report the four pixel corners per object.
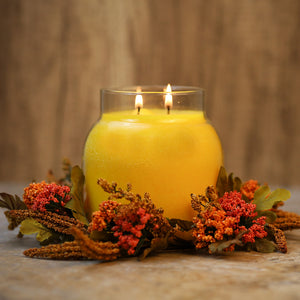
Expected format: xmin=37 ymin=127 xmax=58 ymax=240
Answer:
xmin=191 ymin=185 xmax=221 ymax=213
xmin=23 ymin=181 xmax=71 ymax=215
xmin=89 ymin=200 xmax=121 ymax=232
xmin=97 ymin=178 xmax=138 ymax=202
xmin=193 ymin=207 xmax=237 ymax=251
xmin=191 ymin=186 xmax=276 ymax=253
xmin=219 ymin=191 xmax=267 ymax=244
xmin=46 ymin=158 xmax=72 ymax=186
xmin=90 ymin=179 xmax=171 ymax=256
xmin=240 ymin=180 xmax=260 ymax=201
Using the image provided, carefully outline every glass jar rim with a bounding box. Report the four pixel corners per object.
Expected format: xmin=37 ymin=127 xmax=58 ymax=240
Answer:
xmin=101 ymin=85 xmax=205 ymax=96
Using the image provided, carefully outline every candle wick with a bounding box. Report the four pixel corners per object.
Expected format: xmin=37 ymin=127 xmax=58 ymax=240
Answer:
xmin=137 ymin=107 xmax=141 ymax=115
xmin=167 ymin=105 xmax=171 ymax=114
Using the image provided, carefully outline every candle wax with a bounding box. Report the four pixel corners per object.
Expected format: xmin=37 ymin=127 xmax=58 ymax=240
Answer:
xmin=83 ymin=110 xmax=223 ymax=220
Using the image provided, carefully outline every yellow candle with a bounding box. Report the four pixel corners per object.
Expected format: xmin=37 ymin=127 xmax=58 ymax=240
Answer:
xmin=83 ymin=109 xmax=223 ymax=220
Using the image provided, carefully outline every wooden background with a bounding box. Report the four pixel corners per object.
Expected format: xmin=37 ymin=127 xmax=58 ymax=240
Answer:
xmin=0 ymin=0 xmax=300 ymax=186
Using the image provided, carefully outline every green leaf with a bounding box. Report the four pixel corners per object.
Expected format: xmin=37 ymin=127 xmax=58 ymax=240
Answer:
xmin=168 ymin=218 xmax=194 ymax=231
xmin=65 ymin=166 xmax=89 ymax=225
xmin=256 ymin=210 xmax=277 ymax=224
xmin=20 ymin=218 xmax=53 ymax=243
xmin=253 ymin=185 xmax=270 ymax=205
xmin=264 ymin=188 xmax=291 ymax=209
xmin=209 ymin=238 xmax=243 ymax=254
xmin=227 ymin=173 xmax=242 ymax=192
xmin=253 ymin=186 xmax=290 ymax=211
xmin=173 ymin=229 xmax=194 ymax=242
xmin=167 ymin=230 xmax=195 ymax=249
xmin=0 ymin=193 xmax=27 ymax=210
xmin=254 ymin=238 xmax=277 ymax=253
xmin=216 ymin=166 xmax=228 ymax=197
xmin=139 ymin=235 xmax=169 ymax=260
xmin=233 ymin=176 xmax=242 ymax=192
xmin=90 ymin=230 xmax=112 ymax=242
xmin=208 ymin=231 xmax=245 ymax=254
xmin=216 ymin=167 xmax=242 ymax=197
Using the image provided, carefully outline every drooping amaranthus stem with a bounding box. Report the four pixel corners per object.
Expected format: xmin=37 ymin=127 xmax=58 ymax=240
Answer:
xmin=266 ymin=224 xmax=287 ymax=253
xmin=23 ymin=241 xmax=85 ymax=259
xmin=24 ymin=228 xmax=120 ymax=261
xmin=272 ymin=209 xmax=300 ymax=231
xmin=5 ymin=210 xmax=87 ymax=234
xmin=71 ymin=227 xmax=120 ymax=261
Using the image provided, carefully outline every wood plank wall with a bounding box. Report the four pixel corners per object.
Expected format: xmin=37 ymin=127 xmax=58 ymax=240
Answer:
xmin=1 ymin=0 xmax=300 ymax=186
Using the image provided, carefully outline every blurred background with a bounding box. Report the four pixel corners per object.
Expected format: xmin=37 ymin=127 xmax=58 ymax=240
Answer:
xmin=0 ymin=0 xmax=299 ymax=187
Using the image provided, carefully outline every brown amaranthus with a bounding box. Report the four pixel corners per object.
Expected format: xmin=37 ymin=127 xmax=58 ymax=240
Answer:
xmin=5 ymin=210 xmax=87 ymax=235
xmin=71 ymin=227 xmax=120 ymax=261
xmin=24 ymin=228 xmax=121 ymax=261
xmin=273 ymin=218 xmax=300 ymax=231
xmin=24 ymin=241 xmax=86 ymax=259
xmin=272 ymin=209 xmax=300 ymax=231
xmin=266 ymin=224 xmax=287 ymax=253
xmin=273 ymin=209 xmax=300 ymax=219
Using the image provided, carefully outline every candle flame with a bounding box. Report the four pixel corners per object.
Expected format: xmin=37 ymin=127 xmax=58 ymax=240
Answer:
xmin=135 ymin=87 xmax=143 ymax=109
xmin=166 ymin=84 xmax=172 ymax=93
xmin=164 ymin=83 xmax=173 ymax=108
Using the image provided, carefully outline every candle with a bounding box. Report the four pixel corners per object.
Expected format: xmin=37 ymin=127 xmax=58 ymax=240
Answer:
xmin=83 ymin=86 xmax=223 ymax=220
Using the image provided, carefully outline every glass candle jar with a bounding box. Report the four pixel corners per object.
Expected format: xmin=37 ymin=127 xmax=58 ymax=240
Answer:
xmin=83 ymin=85 xmax=223 ymax=220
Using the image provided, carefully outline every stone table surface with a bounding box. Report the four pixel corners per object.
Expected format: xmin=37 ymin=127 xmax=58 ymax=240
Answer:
xmin=0 ymin=184 xmax=300 ymax=300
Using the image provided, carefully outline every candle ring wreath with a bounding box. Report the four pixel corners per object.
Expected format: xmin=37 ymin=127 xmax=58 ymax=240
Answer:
xmin=1 ymin=159 xmax=300 ymax=261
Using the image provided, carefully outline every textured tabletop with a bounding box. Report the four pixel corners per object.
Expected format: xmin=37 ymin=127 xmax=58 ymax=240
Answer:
xmin=0 ymin=185 xmax=299 ymax=300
